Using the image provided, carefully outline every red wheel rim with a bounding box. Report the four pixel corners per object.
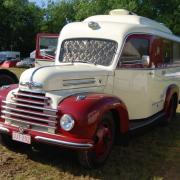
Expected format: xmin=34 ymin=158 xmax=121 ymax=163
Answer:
xmin=94 ymin=121 xmax=113 ymax=162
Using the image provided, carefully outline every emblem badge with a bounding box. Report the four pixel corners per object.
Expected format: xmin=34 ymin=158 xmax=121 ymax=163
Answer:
xmin=20 ymin=81 xmax=43 ymax=89
xmin=18 ymin=126 xmax=25 ymax=134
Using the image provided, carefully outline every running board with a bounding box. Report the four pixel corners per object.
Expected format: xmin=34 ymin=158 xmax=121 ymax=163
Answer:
xmin=129 ymin=112 xmax=166 ymax=131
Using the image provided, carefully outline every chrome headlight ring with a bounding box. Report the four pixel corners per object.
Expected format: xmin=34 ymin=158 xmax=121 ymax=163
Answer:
xmin=60 ymin=114 xmax=75 ymax=131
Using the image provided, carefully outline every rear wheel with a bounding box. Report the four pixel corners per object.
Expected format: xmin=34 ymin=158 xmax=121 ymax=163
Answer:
xmin=78 ymin=112 xmax=115 ymax=168
xmin=164 ymin=96 xmax=177 ymax=124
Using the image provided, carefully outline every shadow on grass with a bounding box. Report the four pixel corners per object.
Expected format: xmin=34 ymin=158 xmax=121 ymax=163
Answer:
xmin=1 ymin=112 xmax=180 ymax=180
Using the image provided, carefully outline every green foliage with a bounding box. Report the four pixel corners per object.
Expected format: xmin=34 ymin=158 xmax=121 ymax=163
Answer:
xmin=0 ymin=0 xmax=179 ymax=57
xmin=41 ymin=0 xmax=76 ymax=33
xmin=0 ymin=0 xmax=43 ymax=56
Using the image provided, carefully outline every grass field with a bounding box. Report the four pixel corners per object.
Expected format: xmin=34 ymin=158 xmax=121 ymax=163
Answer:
xmin=0 ymin=68 xmax=179 ymax=180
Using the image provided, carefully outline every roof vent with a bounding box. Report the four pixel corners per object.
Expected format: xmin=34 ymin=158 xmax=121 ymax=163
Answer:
xmin=109 ymin=9 xmax=137 ymax=16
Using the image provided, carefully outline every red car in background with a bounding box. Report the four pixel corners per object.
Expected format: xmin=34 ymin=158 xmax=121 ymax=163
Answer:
xmin=0 ymin=51 xmax=20 ymax=68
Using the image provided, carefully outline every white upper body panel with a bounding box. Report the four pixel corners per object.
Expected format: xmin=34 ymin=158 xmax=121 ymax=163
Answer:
xmin=15 ymin=11 xmax=180 ymax=119
xmin=55 ymin=14 xmax=180 ymax=71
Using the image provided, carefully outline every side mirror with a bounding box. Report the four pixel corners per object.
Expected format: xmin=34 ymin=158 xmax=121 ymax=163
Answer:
xmin=142 ymin=55 xmax=150 ymax=66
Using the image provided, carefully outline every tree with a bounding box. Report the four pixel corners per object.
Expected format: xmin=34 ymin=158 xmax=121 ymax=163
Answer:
xmin=41 ymin=0 xmax=76 ymax=33
xmin=0 ymin=0 xmax=43 ymax=56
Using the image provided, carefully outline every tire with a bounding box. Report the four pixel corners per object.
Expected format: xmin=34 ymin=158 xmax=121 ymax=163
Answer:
xmin=78 ymin=112 xmax=115 ymax=168
xmin=0 ymin=75 xmax=16 ymax=87
xmin=164 ymin=96 xmax=177 ymax=124
xmin=0 ymin=70 xmax=18 ymax=87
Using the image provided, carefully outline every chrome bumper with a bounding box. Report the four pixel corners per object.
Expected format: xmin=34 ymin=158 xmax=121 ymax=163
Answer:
xmin=35 ymin=136 xmax=93 ymax=149
xmin=0 ymin=125 xmax=93 ymax=150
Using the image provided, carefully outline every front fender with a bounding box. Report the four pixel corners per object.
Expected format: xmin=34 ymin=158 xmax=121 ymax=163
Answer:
xmin=0 ymin=84 xmax=18 ymax=121
xmin=58 ymin=93 xmax=129 ymax=139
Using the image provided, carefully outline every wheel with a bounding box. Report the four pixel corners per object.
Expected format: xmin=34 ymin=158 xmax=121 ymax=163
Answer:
xmin=0 ymin=75 xmax=15 ymax=87
xmin=78 ymin=112 xmax=115 ymax=168
xmin=0 ymin=69 xmax=18 ymax=87
xmin=164 ymin=96 xmax=177 ymax=124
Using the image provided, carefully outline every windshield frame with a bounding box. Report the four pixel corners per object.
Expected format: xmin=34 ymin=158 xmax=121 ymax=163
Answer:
xmin=58 ymin=38 xmax=118 ymax=66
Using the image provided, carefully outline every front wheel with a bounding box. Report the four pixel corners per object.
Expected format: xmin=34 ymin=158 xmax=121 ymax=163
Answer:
xmin=78 ymin=112 xmax=115 ymax=168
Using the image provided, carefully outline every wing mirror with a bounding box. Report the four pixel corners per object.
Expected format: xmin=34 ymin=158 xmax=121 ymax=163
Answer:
xmin=142 ymin=55 xmax=150 ymax=66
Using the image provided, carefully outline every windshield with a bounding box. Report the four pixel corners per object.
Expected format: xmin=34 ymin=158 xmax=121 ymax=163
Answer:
xmin=59 ymin=39 xmax=118 ymax=66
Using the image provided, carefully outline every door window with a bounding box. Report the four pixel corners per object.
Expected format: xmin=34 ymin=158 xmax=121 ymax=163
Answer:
xmin=118 ymin=35 xmax=150 ymax=67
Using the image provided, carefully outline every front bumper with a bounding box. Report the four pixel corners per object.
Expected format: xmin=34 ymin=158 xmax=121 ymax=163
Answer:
xmin=0 ymin=124 xmax=93 ymax=150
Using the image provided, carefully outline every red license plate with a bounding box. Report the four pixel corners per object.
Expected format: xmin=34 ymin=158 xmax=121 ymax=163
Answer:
xmin=12 ymin=132 xmax=31 ymax=144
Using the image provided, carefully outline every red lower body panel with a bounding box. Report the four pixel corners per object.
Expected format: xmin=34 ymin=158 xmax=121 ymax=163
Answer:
xmin=0 ymin=123 xmax=94 ymax=150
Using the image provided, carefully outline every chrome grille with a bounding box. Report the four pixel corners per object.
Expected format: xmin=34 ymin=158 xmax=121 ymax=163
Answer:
xmin=1 ymin=90 xmax=58 ymax=133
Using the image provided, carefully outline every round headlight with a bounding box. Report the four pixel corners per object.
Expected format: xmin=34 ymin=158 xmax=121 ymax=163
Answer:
xmin=60 ymin=114 xmax=75 ymax=131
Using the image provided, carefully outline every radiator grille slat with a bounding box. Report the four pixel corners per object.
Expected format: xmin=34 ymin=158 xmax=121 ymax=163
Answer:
xmin=2 ymin=106 xmax=57 ymax=118
xmin=1 ymin=116 xmax=56 ymax=129
xmin=1 ymin=90 xmax=58 ymax=133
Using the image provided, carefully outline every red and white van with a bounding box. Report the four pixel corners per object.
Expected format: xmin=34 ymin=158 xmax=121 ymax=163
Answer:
xmin=0 ymin=9 xmax=179 ymax=168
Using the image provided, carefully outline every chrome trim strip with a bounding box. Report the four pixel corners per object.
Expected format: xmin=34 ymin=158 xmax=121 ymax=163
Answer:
xmin=63 ymin=80 xmax=96 ymax=86
xmin=1 ymin=116 xmax=56 ymax=129
xmin=35 ymin=136 xmax=93 ymax=149
xmin=12 ymin=92 xmax=49 ymax=100
xmin=11 ymin=97 xmax=46 ymax=105
xmin=2 ymin=106 xmax=57 ymax=118
xmin=0 ymin=126 xmax=9 ymax=133
xmin=30 ymin=65 xmax=54 ymax=82
xmin=2 ymin=101 xmax=57 ymax=112
xmin=2 ymin=111 xmax=57 ymax=123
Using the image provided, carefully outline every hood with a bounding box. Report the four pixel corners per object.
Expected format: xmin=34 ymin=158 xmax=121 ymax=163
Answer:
xmin=19 ymin=63 xmax=110 ymax=92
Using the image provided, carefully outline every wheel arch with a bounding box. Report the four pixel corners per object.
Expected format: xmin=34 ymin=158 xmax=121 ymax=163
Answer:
xmin=58 ymin=93 xmax=129 ymax=139
xmin=164 ymin=84 xmax=179 ymax=113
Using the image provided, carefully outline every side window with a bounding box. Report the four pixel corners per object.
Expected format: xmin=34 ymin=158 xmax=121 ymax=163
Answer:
xmin=163 ymin=40 xmax=173 ymax=64
xmin=119 ymin=36 xmax=150 ymax=66
xmin=173 ymin=42 xmax=180 ymax=63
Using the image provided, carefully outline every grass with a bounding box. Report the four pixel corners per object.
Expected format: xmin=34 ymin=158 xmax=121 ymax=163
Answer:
xmin=0 ymin=68 xmax=179 ymax=179
xmin=8 ymin=68 xmax=26 ymax=79
xmin=0 ymin=108 xmax=179 ymax=180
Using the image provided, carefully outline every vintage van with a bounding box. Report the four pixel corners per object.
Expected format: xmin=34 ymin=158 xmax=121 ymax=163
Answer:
xmin=0 ymin=9 xmax=179 ymax=168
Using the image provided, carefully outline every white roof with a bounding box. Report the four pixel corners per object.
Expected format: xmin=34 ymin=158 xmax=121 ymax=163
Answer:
xmin=59 ymin=10 xmax=180 ymax=44
xmin=84 ymin=15 xmax=172 ymax=34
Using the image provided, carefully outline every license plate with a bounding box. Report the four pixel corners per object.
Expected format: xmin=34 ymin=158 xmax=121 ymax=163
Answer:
xmin=12 ymin=132 xmax=31 ymax=144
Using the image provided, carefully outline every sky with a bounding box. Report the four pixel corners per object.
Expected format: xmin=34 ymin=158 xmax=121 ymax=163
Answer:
xmin=29 ymin=0 xmax=58 ymax=7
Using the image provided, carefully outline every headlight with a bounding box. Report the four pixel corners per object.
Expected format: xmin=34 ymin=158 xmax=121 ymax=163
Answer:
xmin=60 ymin=114 xmax=75 ymax=131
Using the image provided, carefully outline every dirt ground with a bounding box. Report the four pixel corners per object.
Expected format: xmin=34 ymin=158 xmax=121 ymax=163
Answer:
xmin=0 ymin=106 xmax=179 ymax=180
